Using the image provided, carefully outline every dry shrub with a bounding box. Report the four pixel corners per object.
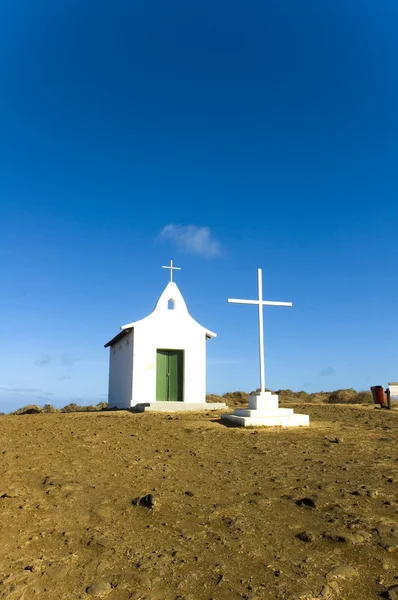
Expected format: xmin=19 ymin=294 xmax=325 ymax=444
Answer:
xmin=206 ymin=394 xmax=223 ymax=403
xmin=222 ymin=391 xmax=249 ymax=407
xmin=327 ymin=388 xmax=357 ymax=404
xmin=60 ymin=402 xmax=108 ymax=413
xmin=308 ymin=392 xmax=330 ymax=404
xmin=350 ymin=391 xmax=373 ymax=404
xmin=60 ymin=403 xmax=82 ymax=413
xmin=80 ymin=402 xmax=108 ymax=412
xmin=325 ymin=389 xmax=372 ymax=405
xmin=277 ymin=389 xmax=311 ymax=404
xmin=9 ymin=403 xmax=108 ymax=415
xmin=207 ymin=389 xmax=373 ymax=407
xmin=42 ymin=404 xmax=58 ymax=413
xmin=12 ymin=405 xmax=43 ymax=415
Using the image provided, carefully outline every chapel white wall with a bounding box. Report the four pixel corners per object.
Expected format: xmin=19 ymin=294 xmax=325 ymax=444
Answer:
xmin=131 ymin=313 xmax=207 ymax=405
xmin=108 ymin=331 xmax=134 ymax=408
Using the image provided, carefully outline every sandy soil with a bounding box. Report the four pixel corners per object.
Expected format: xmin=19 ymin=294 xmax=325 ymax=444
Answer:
xmin=0 ymin=404 xmax=397 ymax=600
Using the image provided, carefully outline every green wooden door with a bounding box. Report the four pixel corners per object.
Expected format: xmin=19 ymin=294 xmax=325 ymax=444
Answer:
xmin=156 ymin=350 xmax=169 ymax=402
xmin=156 ymin=350 xmax=183 ymax=401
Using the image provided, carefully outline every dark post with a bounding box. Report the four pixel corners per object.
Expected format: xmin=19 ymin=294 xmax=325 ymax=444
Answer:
xmin=386 ymin=388 xmax=391 ymax=410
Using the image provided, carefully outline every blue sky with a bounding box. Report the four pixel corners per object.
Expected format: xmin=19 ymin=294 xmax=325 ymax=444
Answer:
xmin=1 ymin=0 xmax=397 ymax=411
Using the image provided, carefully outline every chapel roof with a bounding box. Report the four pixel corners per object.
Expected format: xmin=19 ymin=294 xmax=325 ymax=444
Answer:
xmin=104 ymin=281 xmax=216 ymax=348
xmin=104 ymin=327 xmax=132 ymax=348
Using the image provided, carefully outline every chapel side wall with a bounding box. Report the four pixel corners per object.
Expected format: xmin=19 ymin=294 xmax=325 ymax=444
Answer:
xmin=108 ymin=331 xmax=134 ymax=408
xmin=131 ymin=330 xmax=154 ymax=405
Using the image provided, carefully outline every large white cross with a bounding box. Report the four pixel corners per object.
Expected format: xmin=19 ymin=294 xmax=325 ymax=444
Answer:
xmin=162 ymin=259 xmax=181 ymax=282
xmin=228 ymin=269 xmax=292 ymax=393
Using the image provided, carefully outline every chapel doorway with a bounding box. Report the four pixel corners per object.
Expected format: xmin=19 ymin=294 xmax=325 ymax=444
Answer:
xmin=156 ymin=349 xmax=184 ymax=401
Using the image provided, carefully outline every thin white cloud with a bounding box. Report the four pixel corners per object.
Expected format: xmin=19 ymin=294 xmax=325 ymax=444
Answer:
xmin=60 ymin=354 xmax=80 ymax=366
xmin=159 ymin=224 xmax=222 ymax=258
xmin=320 ymin=367 xmax=336 ymax=377
xmin=35 ymin=355 xmax=52 ymax=366
xmin=0 ymin=386 xmax=42 ymax=394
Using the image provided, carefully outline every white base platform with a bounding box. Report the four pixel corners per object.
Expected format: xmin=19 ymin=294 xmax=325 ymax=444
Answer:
xmin=221 ymin=391 xmax=309 ymax=428
xmin=134 ymin=402 xmax=227 ymax=412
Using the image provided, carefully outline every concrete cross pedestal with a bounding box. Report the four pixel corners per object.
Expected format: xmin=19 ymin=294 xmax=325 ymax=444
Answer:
xmin=223 ymin=391 xmax=309 ymax=427
xmin=221 ymin=269 xmax=309 ymax=428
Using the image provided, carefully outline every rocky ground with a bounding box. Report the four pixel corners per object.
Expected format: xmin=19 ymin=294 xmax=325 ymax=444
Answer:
xmin=0 ymin=404 xmax=397 ymax=600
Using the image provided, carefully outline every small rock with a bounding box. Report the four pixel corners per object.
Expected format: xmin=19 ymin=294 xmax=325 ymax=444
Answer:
xmin=367 ymin=489 xmax=379 ymax=498
xmin=324 ymin=530 xmax=370 ymax=545
xmin=329 ymin=437 xmax=343 ymax=444
xmin=379 ymin=538 xmax=398 ymax=552
xmin=132 ymin=494 xmax=157 ymax=509
xmin=320 ymin=581 xmax=340 ymax=598
xmin=86 ymin=582 xmax=111 ymax=596
xmin=296 ymin=496 xmax=317 ymax=508
xmin=296 ymin=531 xmax=313 ymax=542
xmin=121 ymin=570 xmax=152 ymax=588
xmin=7 ymin=583 xmax=25 ymax=595
xmin=376 ymin=524 xmax=394 ymax=537
xmin=326 ymin=565 xmax=359 ymax=581
xmin=87 ymin=536 xmax=109 ymax=549
xmin=184 ymin=491 xmax=194 ymax=497
xmin=344 ymin=531 xmax=371 ymax=544
xmin=323 ymin=532 xmax=347 ymax=543
xmin=0 ymin=490 xmax=19 ymax=499
xmin=385 ymin=584 xmax=398 ymax=600
xmin=45 ymin=564 xmax=69 ymax=579
xmin=386 ymin=477 xmax=395 ymax=483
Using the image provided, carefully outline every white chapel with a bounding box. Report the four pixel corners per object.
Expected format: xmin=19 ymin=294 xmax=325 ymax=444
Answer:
xmin=104 ymin=262 xmax=226 ymax=412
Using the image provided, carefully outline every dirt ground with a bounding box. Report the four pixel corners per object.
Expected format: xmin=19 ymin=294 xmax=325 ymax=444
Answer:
xmin=0 ymin=404 xmax=397 ymax=600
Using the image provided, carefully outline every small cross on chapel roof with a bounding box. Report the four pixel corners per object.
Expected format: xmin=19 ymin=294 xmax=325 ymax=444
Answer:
xmin=162 ymin=259 xmax=181 ymax=282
